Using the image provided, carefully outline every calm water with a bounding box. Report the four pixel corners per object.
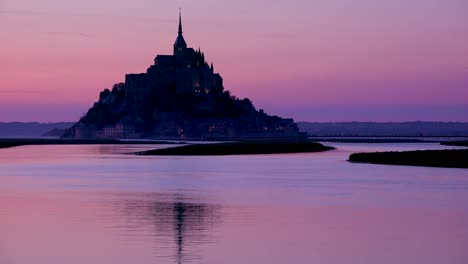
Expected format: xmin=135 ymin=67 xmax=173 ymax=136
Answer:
xmin=0 ymin=143 xmax=467 ymax=264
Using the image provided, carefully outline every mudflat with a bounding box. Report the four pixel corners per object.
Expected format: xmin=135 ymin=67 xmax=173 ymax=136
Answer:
xmin=349 ymin=149 xmax=468 ymax=168
xmin=137 ymin=141 xmax=334 ymax=156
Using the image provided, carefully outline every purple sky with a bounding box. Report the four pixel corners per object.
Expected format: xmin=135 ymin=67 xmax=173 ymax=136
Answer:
xmin=0 ymin=0 xmax=467 ymax=122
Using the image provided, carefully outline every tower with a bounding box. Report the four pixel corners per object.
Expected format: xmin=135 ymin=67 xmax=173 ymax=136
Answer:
xmin=174 ymin=8 xmax=187 ymax=59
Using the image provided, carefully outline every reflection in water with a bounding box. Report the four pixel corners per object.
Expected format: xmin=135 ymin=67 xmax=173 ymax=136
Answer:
xmin=2 ymin=144 xmax=468 ymax=264
xmin=108 ymin=193 xmax=222 ymax=264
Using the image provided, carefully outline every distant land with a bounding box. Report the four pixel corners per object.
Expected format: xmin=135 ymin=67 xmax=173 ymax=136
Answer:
xmin=0 ymin=138 xmax=178 ymax=149
xmin=0 ymin=122 xmax=74 ymax=138
xmin=441 ymin=141 xmax=468 ymax=147
xmin=1 ymin=122 xmax=468 ymax=138
xmin=299 ymin=122 xmax=468 ymax=137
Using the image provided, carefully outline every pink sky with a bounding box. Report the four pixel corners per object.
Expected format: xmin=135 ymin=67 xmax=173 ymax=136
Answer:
xmin=0 ymin=0 xmax=467 ymax=122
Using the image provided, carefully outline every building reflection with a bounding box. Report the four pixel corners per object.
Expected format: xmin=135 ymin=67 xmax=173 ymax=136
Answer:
xmin=110 ymin=192 xmax=222 ymax=264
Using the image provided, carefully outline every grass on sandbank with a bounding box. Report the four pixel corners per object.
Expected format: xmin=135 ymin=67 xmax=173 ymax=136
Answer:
xmin=137 ymin=141 xmax=334 ymax=156
xmin=349 ymin=149 xmax=468 ymax=168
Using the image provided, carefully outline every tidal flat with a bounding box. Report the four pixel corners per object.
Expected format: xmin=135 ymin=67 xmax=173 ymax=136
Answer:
xmin=137 ymin=141 xmax=334 ymax=156
xmin=349 ymin=149 xmax=468 ymax=168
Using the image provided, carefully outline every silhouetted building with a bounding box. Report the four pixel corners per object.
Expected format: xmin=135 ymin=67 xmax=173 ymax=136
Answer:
xmin=63 ymin=10 xmax=301 ymax=139
xmin=126 ymin=10 xmax=224 ymax=117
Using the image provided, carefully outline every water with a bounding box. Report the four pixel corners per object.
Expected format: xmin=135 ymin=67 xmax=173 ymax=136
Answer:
xmin=0 ymin=143 xmax=467 ymax=264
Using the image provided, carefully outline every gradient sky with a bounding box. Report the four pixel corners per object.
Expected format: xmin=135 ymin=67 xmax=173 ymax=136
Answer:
xmin=1 ymin=0 xmax=467 ymax=122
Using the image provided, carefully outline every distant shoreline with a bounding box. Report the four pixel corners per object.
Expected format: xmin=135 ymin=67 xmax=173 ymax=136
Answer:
xmin=441 ymin=141 xmax=468 ymax=147
xmin=309 ymin=137 xmax=435 ymax=143
xmin=298 ymin=121 xmax=468 ymax=137
xmin=309 ymin=137 xmax=468 ymax=143
xmin=2 ymin=121 xmax=468 ymax=139
xmin=0 ymin=138 xmax=180 ymax=149
xmin=2 ymin=137 xmax=468 ymax=150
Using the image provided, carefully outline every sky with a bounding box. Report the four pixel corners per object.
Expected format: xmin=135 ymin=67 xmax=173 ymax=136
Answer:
xmin=0 ymin=0 xmax=467 ymax=122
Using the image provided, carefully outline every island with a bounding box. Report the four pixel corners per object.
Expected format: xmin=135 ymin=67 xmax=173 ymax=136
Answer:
xmin=62 ymin=11 xmax=303 ymax=140
xmin=349 ymin=149 xmax=468 ymax=168
xmin=137 ymin=141 xmax=334 ymax=156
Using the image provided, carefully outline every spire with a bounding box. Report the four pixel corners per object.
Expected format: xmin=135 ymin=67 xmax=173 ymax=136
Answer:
xmin=178 ymin=8 xmax=183 ymax=35
xmin=174 ymin=8 xmax=187 ymax=55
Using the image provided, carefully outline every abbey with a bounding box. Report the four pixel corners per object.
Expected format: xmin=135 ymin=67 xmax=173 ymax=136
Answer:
xmin=126 ymin=11 xmax=224 ymax=117
xmin=63 ymin=11 xmax=301 ymax=139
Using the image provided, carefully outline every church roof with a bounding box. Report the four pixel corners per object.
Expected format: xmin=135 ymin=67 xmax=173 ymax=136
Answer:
xmin=174 ymin=34 xmax=187 ymax=47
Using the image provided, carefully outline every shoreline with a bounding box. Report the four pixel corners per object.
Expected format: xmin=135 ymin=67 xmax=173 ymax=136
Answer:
xmin=0 ymin=138 xmax=180 ymax=149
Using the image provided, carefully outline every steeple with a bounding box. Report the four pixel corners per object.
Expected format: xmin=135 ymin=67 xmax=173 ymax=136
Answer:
xmin=178 ymin=8 xmax=183 ymax=35
xmin=174 ymin=8 xmax=187 ymax=55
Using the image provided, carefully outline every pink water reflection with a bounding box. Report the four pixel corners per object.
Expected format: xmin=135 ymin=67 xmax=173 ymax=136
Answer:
xmin=0 ymin=191 xmax=467 ymax=264
xmin=0 ymin=144 xmax=468 ymax=263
